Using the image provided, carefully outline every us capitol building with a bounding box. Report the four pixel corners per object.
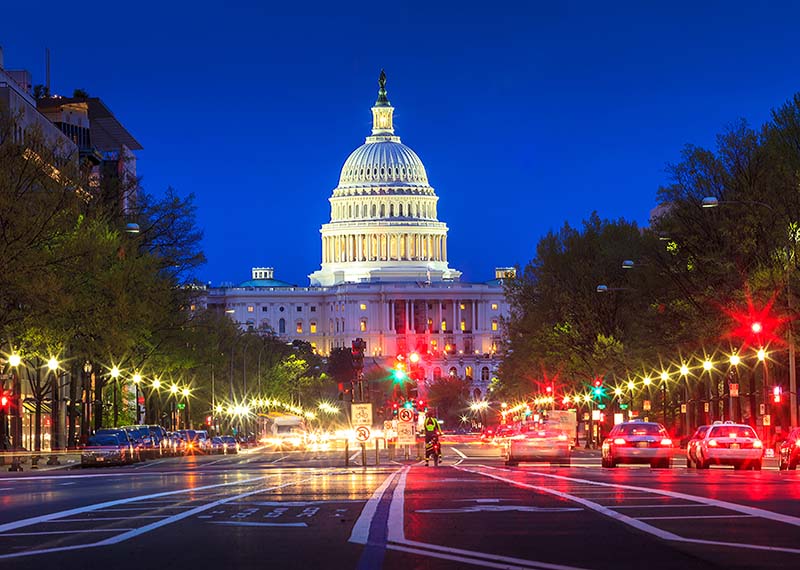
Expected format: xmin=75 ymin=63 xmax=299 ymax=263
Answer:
xmin=203 ymin=72 xmax=511 ymax=390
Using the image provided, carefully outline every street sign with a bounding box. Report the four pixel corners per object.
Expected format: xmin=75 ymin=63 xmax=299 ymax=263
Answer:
xmin=613 ymin=413 xmax=624 ymax=425
xmin=680 ymin=404 xmax=687 ymax=414
xmin=759 ymin=403 xmax=766 ymax=415
xmin=730 ymin=383 xmax=739 ymax=397
xmin=397 ymin=421 xmax=416 ymax=445
xmin=763 ymin=414 xmax=771 ymax=426
xmin=591 ymin=409 xmax=601 ymax=421
xmin=383 ymin=420 xmax=393 ymax=431
xmin=355 ymin=425 xmax=371 ymax=442
xmin=704 ymin=402 xmax=710 ymax=413
xmin=643 ymin=400 xmax=651 ymax=411
xmin=351 ymin=403 xmax=373 ymax=427
xmin=398 ymin=407 xmax=414 ymax=423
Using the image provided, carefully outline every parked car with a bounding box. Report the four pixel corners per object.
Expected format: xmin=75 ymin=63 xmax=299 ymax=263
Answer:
xmin=601 ymin=420 xmax=673 ymax=468
xmin=82 ymin=433 xmax=134 ymax=467
xmin=691 ymin=421 xmax=763 ymax=470
xmin=505 ymin=424 xmax=571 ymax=466
xmin=209 ymin=437 xmax=225 ymax=454
xmin=220 ymin=435 xmax=239 ymax=454
xmin=94 ymin=429 xmax=141 ymax=462
xmin=779 ymin=427 xmax=800 ymax=470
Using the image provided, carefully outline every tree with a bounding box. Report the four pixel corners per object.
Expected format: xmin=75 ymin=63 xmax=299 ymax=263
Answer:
xmin=426 ymin=374 xmax=470 ymax=426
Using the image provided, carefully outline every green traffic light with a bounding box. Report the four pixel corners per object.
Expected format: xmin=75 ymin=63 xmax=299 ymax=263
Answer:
xmin=392 ymin=369 xmax=407 ymax=382
xmin=592 ymin=387 xmax=604 ymax=398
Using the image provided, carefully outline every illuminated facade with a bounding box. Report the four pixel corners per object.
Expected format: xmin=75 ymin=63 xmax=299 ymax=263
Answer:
xmin=205 ymin=73 xmax=510 ymax=391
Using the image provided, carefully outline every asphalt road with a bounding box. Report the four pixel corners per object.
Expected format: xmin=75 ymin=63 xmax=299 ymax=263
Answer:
xmin=1 ymin=439 xmax=799 ymax=569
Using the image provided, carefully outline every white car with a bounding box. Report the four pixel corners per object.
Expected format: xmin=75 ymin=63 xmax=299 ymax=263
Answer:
xmin=601 ymin=420 xmax=673 ymax=468
xmin=505 ymin=425 xmax=571 ymax=466
xmin=692 ymin=421 xmax=763 ymax=470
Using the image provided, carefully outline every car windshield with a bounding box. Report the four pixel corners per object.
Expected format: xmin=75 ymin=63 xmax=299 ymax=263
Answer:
xmin=87 ymin=436 xmax=120 ymax=446
xmin=616 ymin=424 xmax=663 ymax=436
xmin=709 ymin=426 xmax=757 ymax=439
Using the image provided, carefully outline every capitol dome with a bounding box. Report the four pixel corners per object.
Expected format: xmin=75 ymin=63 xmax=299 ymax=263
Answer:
xmin=309 ymin=71 xmax=461 ymax=287
xmin=338 ymin=140 xmax=429 ymax=189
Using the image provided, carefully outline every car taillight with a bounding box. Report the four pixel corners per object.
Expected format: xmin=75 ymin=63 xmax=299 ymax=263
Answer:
xmin=613 ymin=438 xmax=626 ymax=445
xmin=753 ymin=440 xmax=763 ymax=448
xmin=708 ymin=439 xmax=718 ymax=447
xmin=660 ymin=438 xmax=672 ymax=446
xmin=511 ymin=435 xmax=526 ymax=440
xmin=557 ymin=434 xmax=568 ymax=441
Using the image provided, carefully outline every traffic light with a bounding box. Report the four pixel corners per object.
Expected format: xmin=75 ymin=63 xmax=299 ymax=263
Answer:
xmin=592 ymin=378 xmax=604 ymax=398
xmin=773 ymin=386 xmax=783 ymax=403
xmin=205 ymin=415 xmax=212 ymax=426
xmin=593 ymin=378 xmax=603 ymax=388
xmin=392 ymin=358 xmax=408 ymax=382
xmin=351 ymin=338 xmax=365 ymax=370
xmin=392 ymin=402 xmax=399 ymax=416
xmin=545 ymin=385 xmax=553 ymax=394
xmin=0 ymin=393 xmax=8 ymax=409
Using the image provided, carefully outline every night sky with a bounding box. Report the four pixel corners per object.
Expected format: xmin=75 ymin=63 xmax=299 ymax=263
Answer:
xmin=3 ymin=1 xmax=800 ymax=286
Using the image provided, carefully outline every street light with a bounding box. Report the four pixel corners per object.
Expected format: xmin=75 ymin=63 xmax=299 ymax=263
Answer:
xmin=701 ymin=196 xmax=797 ymax=427
xmin=110 ymin=365 xmax=121 ymax=427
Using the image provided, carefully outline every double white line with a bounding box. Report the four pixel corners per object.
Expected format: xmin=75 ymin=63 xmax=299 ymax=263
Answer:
xmin=350 ymin=467 xmax=589 ymax=570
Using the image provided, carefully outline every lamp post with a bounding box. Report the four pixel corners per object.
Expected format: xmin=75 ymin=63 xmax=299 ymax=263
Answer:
xmin=702 ymin=196 xmax=797 ymax=428
xmin=132 ymin=373 xmax=142 ymax=424
xmin=47 ymin=357 xmax=60 ymax=464
xmin=758 ymin=348 xmax=770 ymax=442
xmin=181 ymin=387 xmax=191 ymax=429
xmin=679 ymin=364 xmax=690 ymax=434
xmin=110 ymin=366 xmax=121 ymax=427
xmin=150 ymin=378 xmax=162 ymax=426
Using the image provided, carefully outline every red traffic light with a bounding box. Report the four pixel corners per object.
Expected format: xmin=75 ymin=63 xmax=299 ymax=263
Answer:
xmin=0 ymin=395 xmax=7 ymax=407
xmin=593 ymin=378 xmax=603 ymax=388
xmin=417 ymin=399 xmax=425 ymax=407
xmin=545 ymin=385 xmax=553 ymax=393
xmin=206 ymin=415 xmax=212 ymax=426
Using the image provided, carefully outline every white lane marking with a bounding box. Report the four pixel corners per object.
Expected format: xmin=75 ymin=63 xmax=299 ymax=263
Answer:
xmin=0 ymin=476 xmax=313 ymax=559
xmin=612 ymin=504 xmax=712 ymax=509
xmin=90 ymin=507 xmax=196 ymax=512
xmin=0 ymin=476 xmax=268 ymax=534
xmin=638 ymin=515 xmax=756 ymax=521
xmin=0 ymin=488 xmax=13 ymax=491
xmin=348 ymin=468 xmax=401 ymax=544
xmin=462 ymin=466 xmax=800 ymax=555
xmin=387 ymin=543 xmax=589 ymax=570
xmin=454 ymin=459 xmax=464 ymax=466
xmin=270 ymin=456 xmax=287 ymax=463
xmin=195 ymin=457 xmax=233 ymax=468
xmin=0 ymin=529 xmax=134 ymax=537
xmin=451 ymin=447 xmax=468 ymax=459
xmin=387 ymin=466 xmax=589 ymax=570
xmin=46 ymin=516 xmax=166 ymax=522
xmin=210 ymin=521 xmax=308 ymax=528
xmin=348 ymin=451 xmax=360 ymax=462
xmin=517 ymin=469 xmax=800 ymax=527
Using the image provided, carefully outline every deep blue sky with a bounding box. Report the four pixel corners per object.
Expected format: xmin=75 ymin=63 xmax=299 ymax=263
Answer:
xmin=4 ymin=1 xmax=800 ymax=286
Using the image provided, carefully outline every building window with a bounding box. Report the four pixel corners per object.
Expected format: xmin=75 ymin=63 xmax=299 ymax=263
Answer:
xmin=460 ymin=320 xmax=466 ymax=331
xmin=460 ymin=303 xmax=466 ymax=310
xmin=262 ymin=306 xmax=269 ymax=312
xmin=465 ymin=366 xmax=473 ymax=380
xmin=360 ymin=319 xmax=367 ymax=332
xmin=433 ymin=367 xmax=442 ymax=380
xmin=296 ymin=322 xmax=303 ymax=334
xmin=491 ymin=303 xmax=498 ymax=310
xmin=279 ymin=318 xmax=286 ymax=334
xmin=491 ymin=319 xmax=498 ymax=331
xmin=189 ymin=304 xmax=196 ymax=311
xmin=449 ymin=367 xmax=458 ymax=377
xmin=247 ymin=306 xmax=254 ymax=313
xmin=310 ymin=342 xmax=317 ymax=352
xmin=279 ymin=306 xmax=285 ymax=312
xmin=360 ymin=303 xmax=367 ymax=310
xmin=310 ymin=322 xmax=317 ymax=334
xmin=311 ymin=306 xmax=317 ymax=312
xmin=481 ymin=367 xmax=490 ymax=381
xmin=329 ymin=319 xmax=334 ymax=333
xmin=441 ymin=320 xmax=447 ymax=332
xmin=297 ymin=306 xmax=302 ymax=312
xmin=427 ymin=318 xmax=433 ymax=332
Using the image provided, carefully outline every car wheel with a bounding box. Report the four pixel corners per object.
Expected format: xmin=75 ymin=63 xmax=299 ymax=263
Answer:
xmin=686 ymin=458 xmax=694 ymax=469
xmin=779 ymin=458 xmax=787 ymax=470
xmin=753 ymin=461 xmax=762 ymax=471
xmin=698 ymin=459 xmax=709 ymax=469
xmin=556 ymin=457 xmax=571 ymax=468
xmin=505 ymin=459 xmax=518 ymax=466
xmin=789 ymin=460 xmax=798 ymax=471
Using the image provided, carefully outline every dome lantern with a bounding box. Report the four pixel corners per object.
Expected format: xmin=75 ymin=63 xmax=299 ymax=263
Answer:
xmin=371 ymin=70 xmax=394 ymax=136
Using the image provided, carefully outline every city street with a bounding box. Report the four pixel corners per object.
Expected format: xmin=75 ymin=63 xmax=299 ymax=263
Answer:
xmin=1 ymin=438 xmax=799 ymax=569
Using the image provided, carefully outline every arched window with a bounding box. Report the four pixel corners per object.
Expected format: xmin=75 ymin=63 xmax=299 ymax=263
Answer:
xmin=433 ymin=367 xmax=442 ymax=380
xmin=399 ymin=204 xmax=404 ymax=216
xmin=390 ymin=204 xmax=394 ymax=217
xmin=481 ymin=367 xmax=490 ymax=381
xmin=310 ymin=322 xmax=317 ymax=334
xmin=491 ymin=319 xmax=498 ymax=331
xmin=329 ymin=319 xmax=334 ymax=333
xmin=279 ymin=318 xmax=286 ymax=334
xmin=449 ymin=367 xmax=458 ymax=377
xmin=296 ymin=321 xmax=303 ymax=334
xmin=360 ymin=318 xmax=367 ymax=332
xmin=465 ymin=366 xmax=473 ymax=380
xmin=380 ymin=204 xmax=385 ymax=217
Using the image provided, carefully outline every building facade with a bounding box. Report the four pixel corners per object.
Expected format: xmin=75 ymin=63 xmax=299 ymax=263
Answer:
xmin=205 ymin=73 xmax=511 ymax=394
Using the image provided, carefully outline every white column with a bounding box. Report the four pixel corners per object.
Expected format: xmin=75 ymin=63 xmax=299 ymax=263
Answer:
xmin=443 ymin=236 xmax=447 ymax=261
